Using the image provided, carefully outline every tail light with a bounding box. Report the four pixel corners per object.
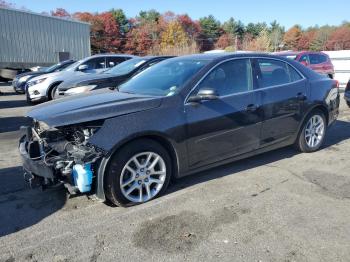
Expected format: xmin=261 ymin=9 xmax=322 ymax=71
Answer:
xmin=334 ymin=80 xmax=339 ymax=88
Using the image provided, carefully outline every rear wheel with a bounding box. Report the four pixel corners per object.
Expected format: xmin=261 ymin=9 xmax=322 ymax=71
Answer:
xmin=105 ymin=139 xmax=172 ymax=207
xmin=295 ymin=110 xmax=326 ymax=153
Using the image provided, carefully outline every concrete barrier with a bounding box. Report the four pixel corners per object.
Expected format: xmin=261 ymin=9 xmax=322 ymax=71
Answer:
xmin=323 ymin=50 xmax=350 ymax=87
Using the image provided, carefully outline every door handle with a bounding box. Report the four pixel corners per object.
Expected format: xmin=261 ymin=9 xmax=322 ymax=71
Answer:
xmin=246 ymin=104 xmax=258 ymax=112
xmin=296 ymin=93 xmax=307 ymax=101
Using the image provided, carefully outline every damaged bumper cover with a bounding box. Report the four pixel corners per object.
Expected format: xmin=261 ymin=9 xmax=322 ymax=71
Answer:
xmin=19 ymin=122 xmax=104 ymax=194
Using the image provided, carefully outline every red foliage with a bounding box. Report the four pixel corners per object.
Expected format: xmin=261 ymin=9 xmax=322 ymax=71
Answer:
xmin=74 ymin=11 xmax=121 ymax=53
xmin=297 ymin=30 xmax=317 ymax=50
xmin=177 ymin=14 xmax=201 ymax=39
xmin=124 ymin=23 xmax=157 ymax=55
xmin=51 ymin=8 xmax=71 ymax=18
xmin=326 ymin=26 xmax=350 ymax=50
xmin=215 ymin=33 xmax=234 ymax=49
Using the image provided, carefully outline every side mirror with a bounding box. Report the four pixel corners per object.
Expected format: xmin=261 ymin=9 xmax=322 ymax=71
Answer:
xmin=188 ymin=88 xmax=219 ymax=103
xmin=77 ymin=64 xmax=88 ymax=71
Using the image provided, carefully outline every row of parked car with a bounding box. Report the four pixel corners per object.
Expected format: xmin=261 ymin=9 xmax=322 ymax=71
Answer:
xmin=12 ymin=54 xmax=173 ymax=103
xmin=18 ymin=51 xmax=341 ymax=207
xmin=13 ymin=50 xmax=341 ymax=105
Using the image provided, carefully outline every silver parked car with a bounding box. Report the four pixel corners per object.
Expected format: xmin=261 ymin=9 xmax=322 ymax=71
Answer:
xmin=26 ymin=54 xmax=136 ymax=103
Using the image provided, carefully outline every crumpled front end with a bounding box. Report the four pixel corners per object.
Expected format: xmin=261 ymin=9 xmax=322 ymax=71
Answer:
xmin=19 ymin=119 xmax=104 ymax=194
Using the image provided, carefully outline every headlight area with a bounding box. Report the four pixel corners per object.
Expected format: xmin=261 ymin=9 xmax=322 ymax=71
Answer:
xmin=28 ymin=77 xmax=46 ymax=87
xmin=21 ymin=120 xmax=104 ymax=194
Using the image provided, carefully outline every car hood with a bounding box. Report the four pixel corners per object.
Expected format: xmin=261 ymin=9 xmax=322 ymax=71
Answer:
xmin=29 ymin=70 xmax=86 ymax=83
xmin=58 ymin=73 xmax=125 ymax=91
xmin=16 ymin=71 xmax=44 ymax=79
xmin=27 ymin=89 xmax=162 ymax=127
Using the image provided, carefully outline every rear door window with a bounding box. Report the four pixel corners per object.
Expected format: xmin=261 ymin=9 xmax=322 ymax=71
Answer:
xmin=309 ymin=54 xmax=327 ymax=64
xmin=107 ymin=57 xmax=128 ymax=68
xmin=81 ymin=57 xmax=106 ymax=69
xmin=257 ymin=59 xmax=302 ymax=88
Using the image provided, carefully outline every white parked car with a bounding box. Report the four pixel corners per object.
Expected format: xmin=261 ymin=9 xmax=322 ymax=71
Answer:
xmin=26 ymin=54 xmax=136 ymax=103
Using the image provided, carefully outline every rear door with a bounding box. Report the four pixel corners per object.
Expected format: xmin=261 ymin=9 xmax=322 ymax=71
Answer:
xmin=254 ymin=58 xmax=307 ymax=146
xmin=185 ymin=58 xmax=262 ymax=168
xmin=309 ymin=53 xmax=329 ymax=75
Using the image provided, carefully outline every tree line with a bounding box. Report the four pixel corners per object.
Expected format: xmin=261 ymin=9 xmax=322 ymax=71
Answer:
xmin=2 ymin=1 xmax=350 ymax=55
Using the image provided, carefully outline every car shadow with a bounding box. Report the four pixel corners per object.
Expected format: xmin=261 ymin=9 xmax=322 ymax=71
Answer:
xmin=0 ymin=100 xmax=29 ymax=109
xmin=0 ymin=116 xmax=31 ymax=133
xmin=0 ymin=185 xmax=67 ymax=237
xmin=168 ymin=119 xmax=350 ymax=196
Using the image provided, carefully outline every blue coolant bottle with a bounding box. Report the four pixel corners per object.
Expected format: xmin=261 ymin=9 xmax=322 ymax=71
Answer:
xmin=72 ymin=163 xmax=93 ymax=193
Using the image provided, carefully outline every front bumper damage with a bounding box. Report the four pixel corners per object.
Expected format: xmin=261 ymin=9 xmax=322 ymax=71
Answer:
xmin=19 ymin=122 xmax=104 ymax=195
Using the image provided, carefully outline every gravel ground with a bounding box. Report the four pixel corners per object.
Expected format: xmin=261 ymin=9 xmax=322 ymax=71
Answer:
xmin=0 ymin=84 xmax=350 ymax=262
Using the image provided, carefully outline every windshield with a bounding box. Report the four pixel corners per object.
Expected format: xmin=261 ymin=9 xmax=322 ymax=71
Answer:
xmin=63 ymin=60 xmax=82 ymax=71
xmin=45 ymin=63 xmax=61 ymax=72
xmin=118 ymin=58 xmax=210 ymax=96
xmin=105 ymin=58 xmax=147 ymax=75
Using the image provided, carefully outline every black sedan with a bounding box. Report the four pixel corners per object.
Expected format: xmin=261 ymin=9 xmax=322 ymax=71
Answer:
xmin=12 ymin=60 xmax=75 ymax=94
xmin=19 ymin=53 xmax=339 ymax=206
xmin=54 ymin=56 xmax=174 ymax=98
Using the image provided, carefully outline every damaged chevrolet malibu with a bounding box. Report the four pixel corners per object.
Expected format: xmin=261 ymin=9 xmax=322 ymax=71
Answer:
xmin=19 ymin=53 xmax=340 ymax=206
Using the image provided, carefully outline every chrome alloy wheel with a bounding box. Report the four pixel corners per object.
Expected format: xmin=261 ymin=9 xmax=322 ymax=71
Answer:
xmin=120 ymin=152 xmax=167 ymax=203
xmin=304 ymin=115 xmax=325 ymax=148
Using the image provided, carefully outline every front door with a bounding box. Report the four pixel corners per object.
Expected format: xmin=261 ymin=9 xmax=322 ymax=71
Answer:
xmin=185 ymin=58 xmax=262 ymax=168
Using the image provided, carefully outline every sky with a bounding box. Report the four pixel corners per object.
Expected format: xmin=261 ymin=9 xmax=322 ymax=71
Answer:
xmin=9 ymin=0 xmax=350 ymax=29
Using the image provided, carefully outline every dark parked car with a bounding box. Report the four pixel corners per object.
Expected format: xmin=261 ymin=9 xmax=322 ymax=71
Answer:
xmin=55 ymin=56 xmax=174 ymax=98
xmin=345 ymin=79 xmax=350 ymax=107
xmin=12 ymin=60 xmax=75 ymax=94
xmin=19 ymin=53 xmax=339 ymax=206
xmin=274 ymin=51 xmax=335 ymax=79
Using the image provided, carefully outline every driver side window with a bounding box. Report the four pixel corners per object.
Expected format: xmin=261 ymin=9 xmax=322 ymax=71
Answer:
xmin=197 ymin=59 xmax=253 ymax=96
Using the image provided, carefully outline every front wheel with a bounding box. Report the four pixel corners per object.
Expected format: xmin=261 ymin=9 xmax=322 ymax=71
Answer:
xmin=295 ymin=110 xmax=326 ymax=153
xmin=104 ymin=139 xmax=172 ymax=207
xmin=26 ymin=91 xmax=33 ymax=105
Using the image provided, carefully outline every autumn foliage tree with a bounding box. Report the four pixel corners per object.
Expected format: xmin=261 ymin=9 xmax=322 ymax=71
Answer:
xmin=326 ymin=26 xmax=350 ymax=50
xmin=51 ymin=8 xmax=71 ymax=18
xmin=5 ymin=2 xmax=348 ymax=55
xmin=283 ymin=25 xmax=302 ymax=50
xmin=297 ymin=30 xmax=317 ymax=50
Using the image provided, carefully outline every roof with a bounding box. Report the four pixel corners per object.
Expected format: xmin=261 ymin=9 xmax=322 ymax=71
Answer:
xmin=91 ymin=54 xmax=137 ymax=58
xmin=0 ymin=6 xmax=90 ymax=26
xmin=173 ymin=52 xmax=290 ymax=62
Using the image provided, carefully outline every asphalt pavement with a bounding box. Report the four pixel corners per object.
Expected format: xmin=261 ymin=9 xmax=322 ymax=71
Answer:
xmin=0 ymin=84 xmax=350 ymax=262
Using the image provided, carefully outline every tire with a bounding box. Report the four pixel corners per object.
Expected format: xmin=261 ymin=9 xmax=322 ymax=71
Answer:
xmin=105 ymin=139 xmax=172 ymax=207
xmin=294 ymin=110 xmax=327 ymax=153
xmin=26 ymin=90 xmax=34 ymax=105
xmin=48 ymin=84 xmax=59 ymax=101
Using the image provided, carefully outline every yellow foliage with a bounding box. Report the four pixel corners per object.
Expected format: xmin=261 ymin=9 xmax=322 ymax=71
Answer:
xmin=160 ymin=20 xmax=189 ymax=50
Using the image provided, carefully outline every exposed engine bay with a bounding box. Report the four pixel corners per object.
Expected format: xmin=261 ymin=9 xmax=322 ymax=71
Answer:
xmin=21 ymin=119 xmax=104 ymax=193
